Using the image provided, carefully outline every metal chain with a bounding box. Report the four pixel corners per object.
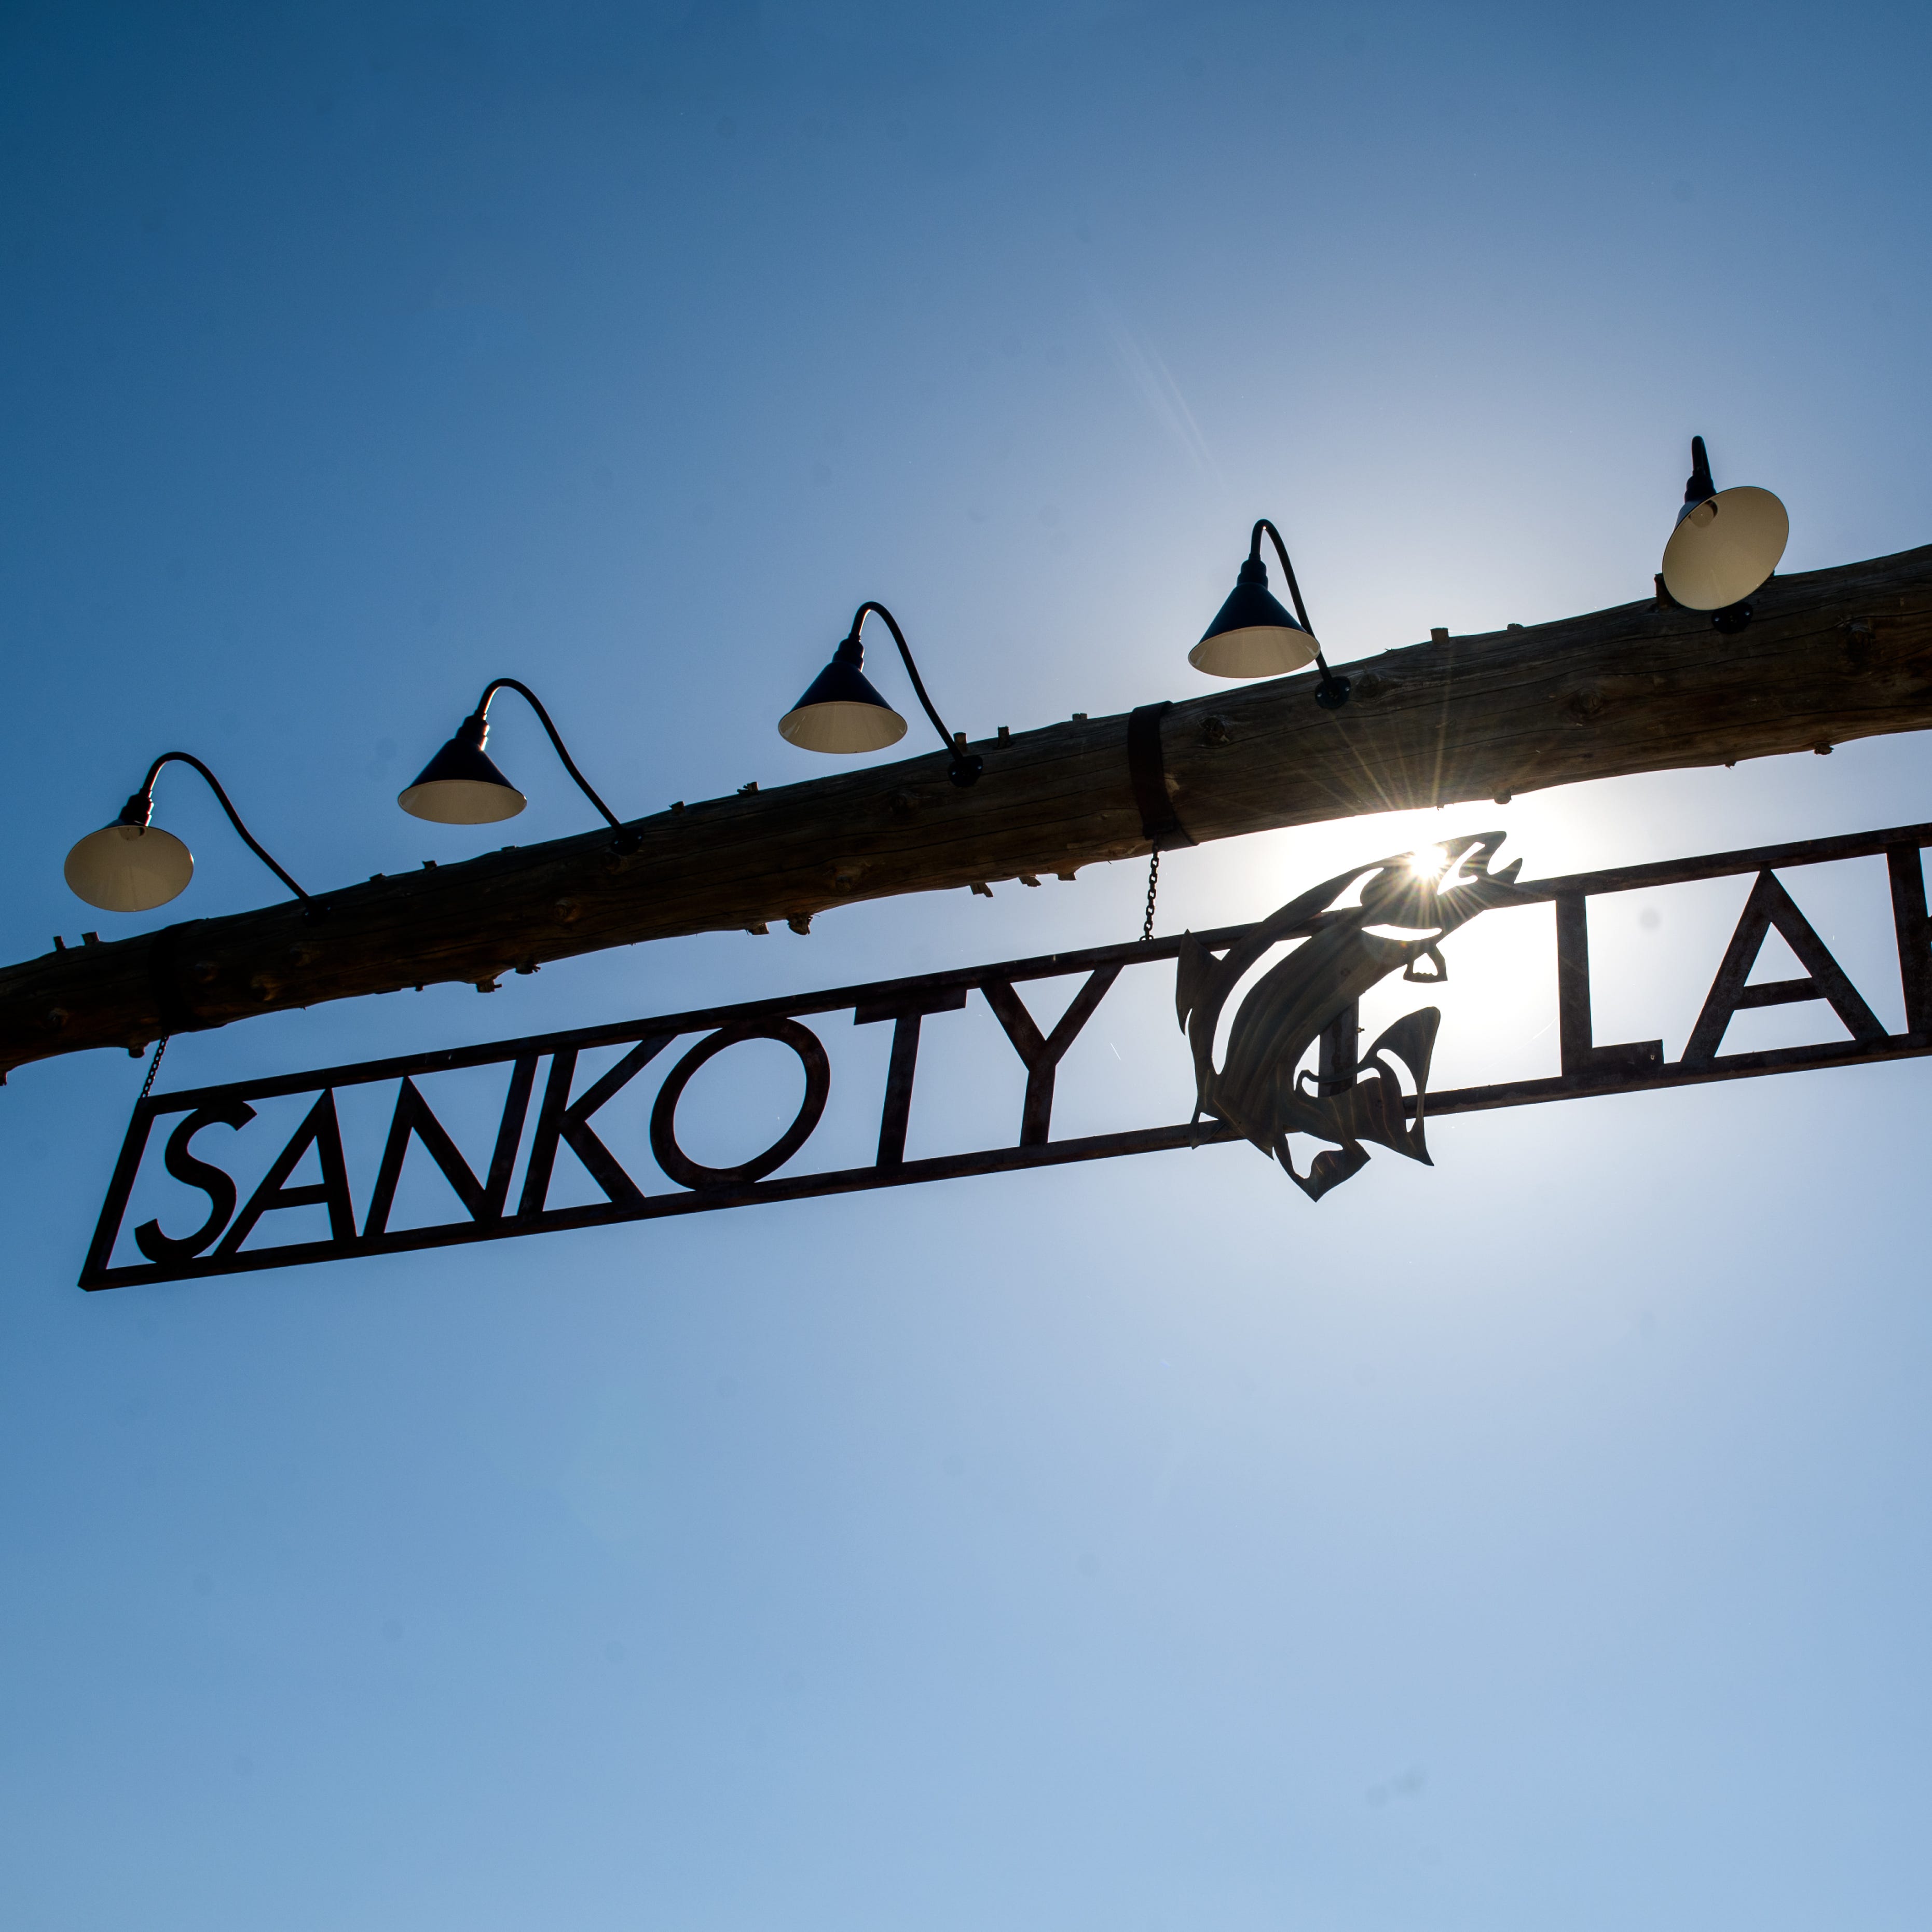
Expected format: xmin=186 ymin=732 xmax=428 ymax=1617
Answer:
xmin=139 ymin=1034 xmax=170 ymax=1101
xmin=1140 ymin=848 xmax=1161 ymax=943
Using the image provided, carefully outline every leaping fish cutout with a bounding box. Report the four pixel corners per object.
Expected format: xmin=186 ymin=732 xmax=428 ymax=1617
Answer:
xmin=1175 ymin=833 xmax=1536 ymax=1201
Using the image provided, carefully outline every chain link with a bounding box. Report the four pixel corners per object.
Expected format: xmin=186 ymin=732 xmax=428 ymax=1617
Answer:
xmin=139 ymin=1034 xmax=169 ymax=1102
xmin=1139 ymin=848 xmax=1160 ymax=943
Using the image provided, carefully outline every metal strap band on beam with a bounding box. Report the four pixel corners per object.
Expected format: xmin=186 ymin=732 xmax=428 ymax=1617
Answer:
xmin=144 ymin=920 xmax=211 ymax=1038
xmin=1127 ymin=701 xmax=1194 ymax=849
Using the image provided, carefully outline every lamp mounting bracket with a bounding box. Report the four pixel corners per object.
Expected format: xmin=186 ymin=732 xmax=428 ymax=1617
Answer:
xmin=1248 ymin=519 xmax=1352 ymax=709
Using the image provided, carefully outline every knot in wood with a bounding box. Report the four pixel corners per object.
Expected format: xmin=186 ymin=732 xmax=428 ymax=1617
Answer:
xmin=1198 ymin=714 xmax=1235 ymax=746
xmin=189 ymin=958 xmax=220 ymax=984
xmin=1566 ymin=684 xmax=1606 ymax=722
xmin=1351 ymin=672 xmax=1393 ymax=701
xmin=888 ymin=790 xmax=919 ymax=820
xmin=250 ymin=975 xmax=282 ymax=1003
xmin=553 ymin=897 xmax=581 ymax=924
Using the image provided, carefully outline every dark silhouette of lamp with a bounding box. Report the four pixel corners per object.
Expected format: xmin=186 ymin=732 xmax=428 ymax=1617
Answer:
xmin=1660 ymin=435 xmax=1788 ymax=629
xmin=1193 ymin=519 xmax=1350 ymax=707
xmin=65 ymin=752 xmax=308 ymax=913
xmin=780 ymin=602 xmax=982 ymax=786
xmin=400 ymin=679 xmax=623 ymax=828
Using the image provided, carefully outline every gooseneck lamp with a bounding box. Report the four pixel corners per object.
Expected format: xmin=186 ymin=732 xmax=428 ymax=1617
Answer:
xmin=1193 ymin=519 xmax=1351 ymax=708
xmin=65 ymin=752 xmax=309 ymax=913
xmin=400 ymin=678 xmax=623 ymax=828
xmin=780 ymin=602 xmax=983 ymax=787
xmin=1660 ymin=434 xmax=1789 ymax=626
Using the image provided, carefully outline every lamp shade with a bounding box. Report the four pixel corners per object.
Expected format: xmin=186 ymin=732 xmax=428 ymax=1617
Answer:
xmin=64 ymin=823 xmax=194 ymax=912
xmin=779 ymin=642 xmax=909 ymax=753
xmin=1661 ymin=485 xmax=1789 ymax=611
xmin=1189 ymin=557 xmax=1321 ymax=678
xmin=398 ymin=717 xmax=527 ymax=824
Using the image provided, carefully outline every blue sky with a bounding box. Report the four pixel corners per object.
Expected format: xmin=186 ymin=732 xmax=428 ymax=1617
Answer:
xmin=5 ymin=3 xmax=1932 ymax=1927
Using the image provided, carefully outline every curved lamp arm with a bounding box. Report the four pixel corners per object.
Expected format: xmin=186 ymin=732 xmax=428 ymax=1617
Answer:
xmin=1250 ymin=520 xmax=1351 ymax=710
xmin=474 ymin=678 xmax=623 ymax=829
xmin=120 ymin=753 xmax=310 ymax=900
xmin=851 ymin=602 xmax=983 ymax=787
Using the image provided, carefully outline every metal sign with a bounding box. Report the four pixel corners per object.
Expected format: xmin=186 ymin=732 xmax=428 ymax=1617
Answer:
xmin=83 ymin=818 xmax=1932 ymax=1289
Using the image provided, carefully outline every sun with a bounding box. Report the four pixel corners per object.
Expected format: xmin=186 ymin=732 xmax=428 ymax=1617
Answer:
xmin=1409 ymin=844 xmax=1449 ymax=880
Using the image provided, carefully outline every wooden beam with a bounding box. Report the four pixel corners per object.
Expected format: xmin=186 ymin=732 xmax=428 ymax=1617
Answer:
xmin=7 ymin=544 xmax=1932 ymax=1079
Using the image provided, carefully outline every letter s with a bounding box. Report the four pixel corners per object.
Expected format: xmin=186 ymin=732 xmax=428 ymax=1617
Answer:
xmin=134 ymin=1102 xmax=257 ymax=1264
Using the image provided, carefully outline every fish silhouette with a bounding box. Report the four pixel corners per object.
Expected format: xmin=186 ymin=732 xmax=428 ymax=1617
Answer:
xmin=1175 ymin=832 xmax=1534 ymax=1200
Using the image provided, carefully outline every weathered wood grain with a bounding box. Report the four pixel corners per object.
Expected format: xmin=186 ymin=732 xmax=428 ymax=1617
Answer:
xmin=7 ymin=544 xmax=1932 ymax=1078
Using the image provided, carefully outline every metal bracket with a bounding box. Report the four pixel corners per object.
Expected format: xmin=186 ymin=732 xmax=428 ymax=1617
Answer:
xmin=1127 ymin=703 xmax=1195 ymax=851
xmin=145 ymin=921 xmax=210 ymax=1038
